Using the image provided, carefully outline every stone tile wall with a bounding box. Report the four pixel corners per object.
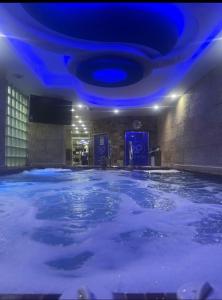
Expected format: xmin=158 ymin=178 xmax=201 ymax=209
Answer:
xmin=158 ymin=62 xmax=222 ymax=175
xmin=28 ymin=122 xmax=66 ymax=167
xmin=91 ymin=115 xmax=158 ymax=166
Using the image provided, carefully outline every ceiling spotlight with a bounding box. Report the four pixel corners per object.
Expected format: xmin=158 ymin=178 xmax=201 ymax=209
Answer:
xmin=113 ymin=109 xmax=119 ymax=114
xmin=71 ymin=108 xmax=75 ymax=112
xmin=153 ymin=105 xmax=159 ymax=110
xmin=170 ymin=94 xmax=178 ymax=100
xmin=77 ymin=104 xmax=83 ymax=108
xmin=75 ymin=115 xmax=79 ymax=119
xmin=78 ymin=120 xmax=82 ymax=123
xmin=72 ymin=124 xmax=75 ymax=127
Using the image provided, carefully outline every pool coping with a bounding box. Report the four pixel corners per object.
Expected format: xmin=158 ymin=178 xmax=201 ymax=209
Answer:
xmin=0 ymin=165 xmax=168 ymax=176
xmin=0 ymin=164 xmax=222 ymax=179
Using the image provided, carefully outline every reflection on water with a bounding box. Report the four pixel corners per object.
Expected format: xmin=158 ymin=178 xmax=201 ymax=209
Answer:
xmin=0 ymin=168 xmax=222 ymax=295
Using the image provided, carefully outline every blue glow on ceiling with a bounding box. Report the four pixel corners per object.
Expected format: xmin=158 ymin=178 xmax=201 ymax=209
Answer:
xmin=22 ymin=3 xmax=184 ymax=55
xmin=75 ymin=55 xmax=144 ymax=87
xmin=9 ymin=38 xmax=75 ymax=88
xmin=6 ymin=5 xmax=222 ymax=107
xmin=63 ymin=55 xmax=71 ymax=65
xmin=77 ymin=21 xmax=222 ymax=107
xmin=93 ymin=68 xmax=127 ymax=84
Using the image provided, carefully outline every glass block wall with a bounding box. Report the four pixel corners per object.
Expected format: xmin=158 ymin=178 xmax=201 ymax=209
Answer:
xmin=5 ymin=85 xmax=29 ymax=167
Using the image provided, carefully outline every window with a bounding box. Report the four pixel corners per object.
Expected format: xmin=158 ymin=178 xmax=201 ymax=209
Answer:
xmin=5 ymin=85 xmax=28 ymax=167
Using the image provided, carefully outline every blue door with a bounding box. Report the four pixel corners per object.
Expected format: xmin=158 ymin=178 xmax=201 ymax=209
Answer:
xmin=125 ymin=131 xmax=149 ymax=166
xmin=94 ymin=134 xmax=109 ymax=165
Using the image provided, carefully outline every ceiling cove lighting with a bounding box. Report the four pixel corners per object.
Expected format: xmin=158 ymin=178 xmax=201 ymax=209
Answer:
xmin=113 ymin=109 xmax=119 ymax=114
xmin=9 ymin=4 xmax=222 ymax=108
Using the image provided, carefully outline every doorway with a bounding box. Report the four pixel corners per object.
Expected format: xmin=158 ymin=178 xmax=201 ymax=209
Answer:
xmin=125 ymin=131 xmax=149 ymax=166
xmin=93 ymin=133 xmax=109 ymax=166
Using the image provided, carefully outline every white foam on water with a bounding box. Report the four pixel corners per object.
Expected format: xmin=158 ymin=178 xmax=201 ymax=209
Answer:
xmin=22 ymin=168 xmax=73 ymax=175
xmin=145 ymin=169 xmax=180 ymax=174
xmin=0 ymin=169 xmax=222 ymax=298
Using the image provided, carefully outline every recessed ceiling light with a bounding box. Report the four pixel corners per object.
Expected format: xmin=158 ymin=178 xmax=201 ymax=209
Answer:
xmin=77 ymin=104 xmax=83 ymax=108
xmin=71 ymin=108 xmax=75 ymax=112
xmin=85 ymin=131 xmax=88 ymax=134
xmin=75 ymin=127 xmax=79 ymax=130
xmin=113 ymin=109 xmax=119 ymax=114
xmin=153 ymin=105 xmax=159 ymax=110
xmin=81 ymin=124 xmax=85 ymax=127
xmin=75 ymin=115 xmax=79 ymax=119
xmin=170 ymin=94 xmax=178 ymax=100
xmin=72 ymin=124 xmax=75 ymax=127
xmin=78 ymin=120 xmax=82 ymax=123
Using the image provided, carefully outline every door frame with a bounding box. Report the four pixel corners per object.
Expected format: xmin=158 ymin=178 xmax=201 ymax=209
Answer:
xmin=93 ymin=132 xmax=109 ymax=166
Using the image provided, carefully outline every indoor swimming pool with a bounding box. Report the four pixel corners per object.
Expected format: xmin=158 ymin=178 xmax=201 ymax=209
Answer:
xmin=0 ymin=168 xmax=222 ymax=298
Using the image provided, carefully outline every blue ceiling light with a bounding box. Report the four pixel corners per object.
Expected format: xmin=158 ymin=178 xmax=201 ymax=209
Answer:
xmin=21 ymin=3 xmax=184 ymax=55
xmin=93 ymin=68 xmax=127 ymax=84
xmin=75 ymin=55 xmax=145 ymax=87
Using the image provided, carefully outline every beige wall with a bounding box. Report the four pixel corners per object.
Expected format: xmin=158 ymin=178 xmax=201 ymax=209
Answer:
xmin=28 ymin=122 xmax=67 ymax=167
xmin=158 ymin=63 xmax=222 ymax=175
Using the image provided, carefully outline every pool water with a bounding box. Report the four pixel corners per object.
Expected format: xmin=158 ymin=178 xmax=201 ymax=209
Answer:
xmin=0 ymin=168 xmax=222 ymax=298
